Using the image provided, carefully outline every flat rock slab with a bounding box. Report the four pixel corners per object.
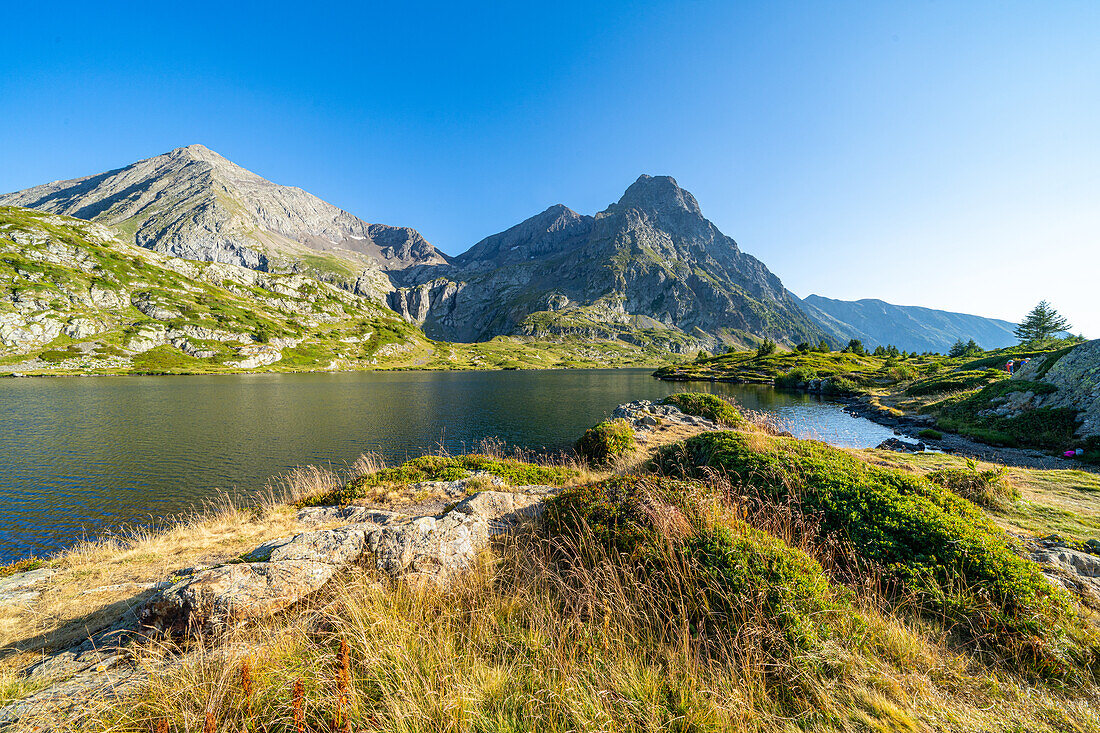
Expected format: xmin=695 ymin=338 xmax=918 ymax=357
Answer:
xmin=141 ymin=489 xmax=558 ymax=634
xmin=140 ymin=559 xmax=336 ymax=633
xmin=0 ymin=567 xmax=57 ymax=604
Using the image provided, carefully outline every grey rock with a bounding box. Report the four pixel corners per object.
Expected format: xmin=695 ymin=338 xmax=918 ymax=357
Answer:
xmin=140 ymin=559 xmax=337 ymax=633
xmin=1014 ymin=340 xmax=1100 ymax=439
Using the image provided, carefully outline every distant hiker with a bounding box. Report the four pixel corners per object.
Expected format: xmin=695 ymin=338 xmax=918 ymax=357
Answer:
xmin=1005 ymin=360 xmax=1014 ymax=374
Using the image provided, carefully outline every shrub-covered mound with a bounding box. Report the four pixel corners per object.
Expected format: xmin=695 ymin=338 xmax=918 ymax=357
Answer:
xmin=575 ymin=419 xmax=635 ymax=466
xmin=659 ymin=392 xmax=741 ymax=425
xmin=544 ymin=476 xmax=846 ymax=654
xmin=298 ymin=454 xmax=577 ymax=506
xmin=657 ymin=431 xmax=1099 ymax=679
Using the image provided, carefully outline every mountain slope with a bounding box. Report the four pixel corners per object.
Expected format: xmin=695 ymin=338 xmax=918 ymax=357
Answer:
xmin=0 ymin=205 xmax=435 ymax=374
xmin=0 ymin=206 xmax=684 ymax=374
xmin=389 ymin=175 xmax=826 ymax=350
xmin=799 ymin=295 xmax=1017 ymax=353
xmin=0 ymin=145 xmax=448 ymax=275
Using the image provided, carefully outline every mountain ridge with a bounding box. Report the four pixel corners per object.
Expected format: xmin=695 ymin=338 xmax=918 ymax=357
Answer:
xmin=0 ymin=144 xmax=448 ymax=276
xmin=798 ymin=294 xmax=1018 ymax=352
xmin=388 ymin=174 xmax=826 ymax=350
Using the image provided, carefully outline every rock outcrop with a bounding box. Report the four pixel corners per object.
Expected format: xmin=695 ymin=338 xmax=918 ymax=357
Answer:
xmin=1014 ymin=340 xmax=1100 ymax=439
xmin=139 ymin=484 xmax=558 ymax=634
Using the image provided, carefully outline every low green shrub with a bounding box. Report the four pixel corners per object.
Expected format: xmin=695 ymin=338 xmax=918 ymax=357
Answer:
xmin=774 ymin=366 xmax=816 ymax=389
xmin=884 ymin=364 xmax=918 ymax=382
xmin=656 ymin=431 xmax=1097 ymax=678
xmin=823 ymin=376 xmax=858 ymax=395
xmin=917 ymin=428 xmax=943 ymax=441
xmin=927 ymin=459 xmax=1019 ymax=508
xmin=544 ymin=476 xmax=845 ymax=652
xmin=576 ymin=419 xmax=636 ymax=466
xmin=659 ymin=392 xmax=741 ymax=425
xmin=298 ymin=454 xmax=577 ymax=506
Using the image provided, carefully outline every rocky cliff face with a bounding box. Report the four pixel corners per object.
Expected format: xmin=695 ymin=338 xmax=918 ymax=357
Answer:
xmin=0 ymin=145 xmax=448 ymax=274
xmin=1014 ymin=340 xmax=1100 ymax=439
xmin=390 ymin=175 xmax=825 ymax=349
xmin=799 ymin=295 xmax=1018 ymax=353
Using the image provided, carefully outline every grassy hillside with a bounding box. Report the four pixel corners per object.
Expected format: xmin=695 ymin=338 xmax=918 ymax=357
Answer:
xmin=654 ymin=339 xmax=1093 ymax=457
xmin=0 ymin=207 xmax=684 ymax=375
xmin=7 ymin=399 xmax=1098 ymax=730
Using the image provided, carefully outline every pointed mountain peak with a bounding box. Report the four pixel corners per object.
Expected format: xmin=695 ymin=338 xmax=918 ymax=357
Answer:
xmin=613 ymin=174 xmax=701 ymax=217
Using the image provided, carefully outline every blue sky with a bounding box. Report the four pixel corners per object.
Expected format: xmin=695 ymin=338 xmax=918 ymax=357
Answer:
xmin=2 ymin=1 xmax=1097 ymax=336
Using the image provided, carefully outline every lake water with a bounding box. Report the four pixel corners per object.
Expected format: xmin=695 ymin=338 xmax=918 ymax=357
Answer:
xmin=0 ymin=369 xmax=906 ymax=562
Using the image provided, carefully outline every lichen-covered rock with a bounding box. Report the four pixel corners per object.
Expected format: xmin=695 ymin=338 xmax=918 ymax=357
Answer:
xmin=1015 ymin=340 xmax=1100 ymax=438
xmin=140 ymin=560 xmax=337 ymax=633
xmin=610 ymin=399 xmax=720 ymax=442
xmin=142 ymin=489 xmax=559 ymax=634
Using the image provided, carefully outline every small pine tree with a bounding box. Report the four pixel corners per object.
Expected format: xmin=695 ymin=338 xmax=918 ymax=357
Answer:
xmin=756 ymin=339 xmax=777 ymax=357
xmin=815 ymin=340 xmax=831 ymax=353
xmin=964 ymin=339 xmax=981 ymax=356
xmin=843 ymin=339 xmax=866 ymax=355
xmin=948 ymin=339 xmax=967 ymax=358
xmin=1014 ymin=300 xmax=1071 ymax=345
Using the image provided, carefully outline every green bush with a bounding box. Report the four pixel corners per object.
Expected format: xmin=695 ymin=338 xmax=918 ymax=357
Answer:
xmin=885 ymin=364 xmax=918 ymax=382
xmin=543 ymin=476 xmax=844 ymax=652
xmin=917 ymin=428 xmax=943 ymax=441
xmin=823 ymin=376 xmax=858 ymax=395
xmin=656 ymin=431 xmax=1096 ymax=678
xmin=659 ymin=392 xmax=741 ymax=425
xmin=576 ymin=419 xmax=636 ymax=466
xmin=927 ymin=460 xmax=1019 ymax=509
xmin=775 ymin=366 xmax=817 ymax=389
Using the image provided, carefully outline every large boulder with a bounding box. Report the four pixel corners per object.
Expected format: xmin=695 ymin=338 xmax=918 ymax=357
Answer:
xmin=140 ymin=488 xmax=559 ymax=634
xmin=1015 ymin=340 xmax=1100 ymax=438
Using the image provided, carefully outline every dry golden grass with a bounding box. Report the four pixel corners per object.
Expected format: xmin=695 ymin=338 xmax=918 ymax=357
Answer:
xmin=0 ymin=467 xmax=363 ymax=671
xmin=67 ymin=511 xmax=1100 ymax=733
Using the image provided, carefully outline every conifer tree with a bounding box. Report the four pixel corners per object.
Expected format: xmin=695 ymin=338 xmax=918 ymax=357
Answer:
xmin=1014 ymin=301 xmax=1070 ymax=344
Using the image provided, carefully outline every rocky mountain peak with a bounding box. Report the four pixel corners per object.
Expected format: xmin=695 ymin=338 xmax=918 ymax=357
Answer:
xmin=611 ymin=174 xmax=702 ymax=217
xmin=0 ymin=146 xmax=448 ymax=274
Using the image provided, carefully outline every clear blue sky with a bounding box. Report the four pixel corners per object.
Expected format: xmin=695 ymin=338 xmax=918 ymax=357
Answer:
xmin=2 ymin=1 xmax=1097 ymax=336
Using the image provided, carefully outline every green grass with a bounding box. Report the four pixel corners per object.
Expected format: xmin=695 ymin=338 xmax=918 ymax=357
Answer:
xmin=297 ymin=454 xmax=578 ymax=507
xmin=654 ymin=350 xmax=937 ymax=396
xmin=657 ymin=431 xmax=1100 ymax=679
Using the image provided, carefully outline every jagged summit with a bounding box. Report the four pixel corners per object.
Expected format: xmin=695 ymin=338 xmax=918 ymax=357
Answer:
xmin=610 ymin=174 xmax=702 ymax=217
xmin=0 ymin=146 xmax=447 ymax=273
xmin=453 ymin=204 xmax=592 ymax=268
xmin=390 ymin=175 xmax=825 ymax=348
